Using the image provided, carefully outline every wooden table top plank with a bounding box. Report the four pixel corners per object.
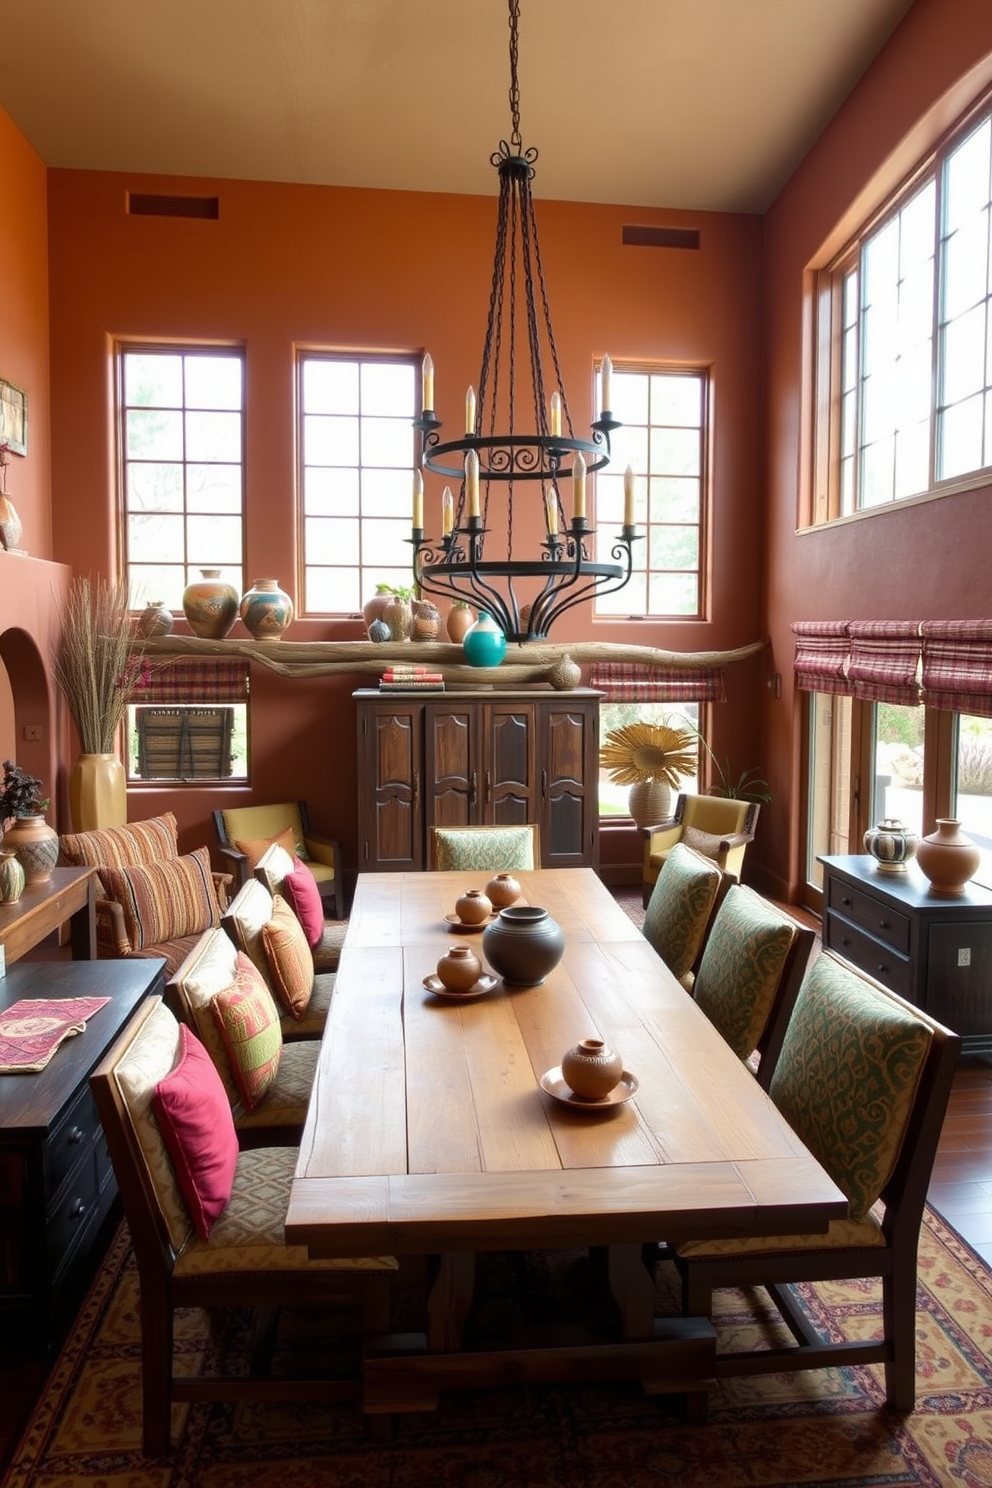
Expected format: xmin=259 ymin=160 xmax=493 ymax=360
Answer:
xmin=457 ymin=985 xmax=565 ymax=1172
xmin=404 ymin=948 xmax=487 ymax=1175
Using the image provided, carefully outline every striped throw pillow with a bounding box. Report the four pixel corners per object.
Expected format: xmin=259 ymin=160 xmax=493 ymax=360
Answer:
xmin=100 ymin=846 xmax=222 ymax=951
xmin=211 ymin=954 xmax=283 ymax=1111
xmin=58 ymin=812 xmax=180 ymax=894
xmin=260 ymin=893 xmax=314 ymax=1017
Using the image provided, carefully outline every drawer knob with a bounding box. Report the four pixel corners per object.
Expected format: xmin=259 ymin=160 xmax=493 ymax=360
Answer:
xmin=841 ymin=936 xmax=851 ymax=947
xmin=68 ymin=1126 xmax=85 ymax=1145
xmin=69 ymin=1197 xmax=87 ymax=1219
xmin=879 ymin=920 xmax=890 ymax=930
xmin=877 ymin=964 xmax=889 ymax=976
xmin=841 ymin=896 xmax=852 ymax=906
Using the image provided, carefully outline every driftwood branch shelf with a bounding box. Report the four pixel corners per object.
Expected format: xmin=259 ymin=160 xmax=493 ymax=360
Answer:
xmin=139 ymin=635 xmax=768 ymax=686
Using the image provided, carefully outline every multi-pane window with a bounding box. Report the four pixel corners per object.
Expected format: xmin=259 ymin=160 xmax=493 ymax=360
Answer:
xmin=594 ymin=366 xmax=705 ymax=618
xmin=816 ymin=99 xmax=992 ymax=519
xmin=300 ymin=354 xmax=418 ymax=614
xmin=120 ymin=347 xmax=244 ymax=607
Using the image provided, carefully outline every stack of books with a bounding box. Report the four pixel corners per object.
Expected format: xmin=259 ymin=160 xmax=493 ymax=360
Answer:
xmin=379 ymin=663 xmax=445 ymax=692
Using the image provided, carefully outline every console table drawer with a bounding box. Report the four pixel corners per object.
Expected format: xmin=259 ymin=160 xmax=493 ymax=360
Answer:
xmin=47 ymin=1084 xmax=101 ymax=1199
xmin=47 ymin=1148 xmax=101 ymax=1272
xmin=825 ymin=913 xmax=912 ymax=996
xmin=827 ymin=877 xmax=911 ymax=953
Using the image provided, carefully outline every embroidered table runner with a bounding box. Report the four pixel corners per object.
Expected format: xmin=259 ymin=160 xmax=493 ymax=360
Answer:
xmin=0 ymin=997 xmax=112 ymax=1073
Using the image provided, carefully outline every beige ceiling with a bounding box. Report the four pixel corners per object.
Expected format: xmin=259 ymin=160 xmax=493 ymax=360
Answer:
xmin=0 ymin=0 xmax=914 ymax=213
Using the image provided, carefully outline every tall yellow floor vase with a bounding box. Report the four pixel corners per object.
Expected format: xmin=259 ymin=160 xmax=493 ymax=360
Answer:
xmin=69 ymin=753 xmax=127 ymax=832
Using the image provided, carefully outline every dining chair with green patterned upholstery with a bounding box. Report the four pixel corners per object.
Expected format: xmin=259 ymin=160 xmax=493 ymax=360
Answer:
xmin=641 ymin=840 xmax=725 ymax=990
xmin=428 ymin=823 xmax=539 ymax=872
xmin=662 ymin=951 xmax=960 ymax=1414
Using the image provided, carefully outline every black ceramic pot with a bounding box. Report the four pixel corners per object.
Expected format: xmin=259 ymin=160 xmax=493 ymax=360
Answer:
xmin=481 ymin=905 xmax=564 ymax=987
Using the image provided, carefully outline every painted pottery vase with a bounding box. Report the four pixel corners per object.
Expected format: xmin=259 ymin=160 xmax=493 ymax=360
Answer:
xmin=411 ymin=601 xmax=441 ymax=642
xmin=435 ymin=943 xmax=483 ymax=993
xmin=484 ymin=871 xmax=522 ymax=909
xmin=135 ymin=601 xmax=174 ymax=639
xmin=240 ymin=578 xmax=293 ymax=641
xmin=561 ymin=1038 xmax=624 ymax=1100
xmin=548 ymin=654 xmax=581 ymax=690
xmin=627 ymin=780 xmax=672 ymax=831
xmin=4 ymin=815 xmax=59 ymax=886
xmin=482 ymin=905 xmax=564 ymax=988
xmin=446 ymin=603 xmax=475 ymax=643
xmin=368 ymin=618 xmax=391 ymax=643
xmin=0 ymin=494 xmax=23 ymax=551
xmin=455 ymin=888 xmax=492 ymax=925
xmin=915 ymin=819 xmax=981 ymax=896
xmin=0 ymin=849 xmax=26 ymax=904
xmin=363 ymin=585 xmax=394 ymax=633
xmin=182 ymin=569 xmax=239 ymax=639
xmin=383 ymin=594 xmax=412 ymax=642
xmin=462 ymin=611 xmax=507 ymax=668
xmin=69 ymin=752 xmax=127 ymax=832
xmin=864 ymin=818 xmax=919 ymax=873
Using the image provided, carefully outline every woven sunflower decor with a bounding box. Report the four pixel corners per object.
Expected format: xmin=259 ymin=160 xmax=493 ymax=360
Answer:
xmin=599 ymin=722 xmax=697 ymax=788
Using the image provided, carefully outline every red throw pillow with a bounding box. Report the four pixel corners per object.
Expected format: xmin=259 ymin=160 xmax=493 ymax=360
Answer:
xmin=153 ymin=1025 xmax=239 ymax=1239
xmin=283 ymin=859 xmax=325 ymax=950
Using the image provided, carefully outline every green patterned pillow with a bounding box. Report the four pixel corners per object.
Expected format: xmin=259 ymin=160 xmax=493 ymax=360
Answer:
xmin=211 ymin=953 xmax=283 ymax=1113
xmin=770 ymin=954 xmax=933 ymax=1221
xmin=642 ymin=841 xmax=722 ymax=983
xmin=433 ymin=826 xmax=535 ymax=872
xmin=693 ymin=885 xmax=797 ymax=1060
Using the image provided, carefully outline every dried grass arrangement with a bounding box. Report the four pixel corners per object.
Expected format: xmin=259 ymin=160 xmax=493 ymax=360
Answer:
xmin=52 ymin=575 xmax=147 ymax=753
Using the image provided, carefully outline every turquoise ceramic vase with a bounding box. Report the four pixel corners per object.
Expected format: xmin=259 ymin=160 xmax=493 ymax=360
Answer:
xmin=462 ymin=611 xmax=507 ymax=668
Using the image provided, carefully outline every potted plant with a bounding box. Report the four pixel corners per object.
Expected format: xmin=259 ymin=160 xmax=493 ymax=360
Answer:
xmin=0 ymin=760 xmax=58 ymax=884
xmin=599 ymin=720 xmax=698 ymax=829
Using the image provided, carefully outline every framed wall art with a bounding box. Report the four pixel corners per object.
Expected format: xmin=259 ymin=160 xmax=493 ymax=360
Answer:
xmin=0 ymin=379 xmax=27 ymax=457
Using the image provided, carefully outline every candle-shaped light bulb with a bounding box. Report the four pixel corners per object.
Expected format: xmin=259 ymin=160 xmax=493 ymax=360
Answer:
xmin=466 ymin=450 xmax=480 ymax=518
xmin=422 ymin=353 xmax=435 ymax=411
xmin=623 ymin=464 xmax=636 ymax=528
xmin=549 ymin=390 xmax=562 ymax=438
xmin=465 ymin=385 xmax=477 ymax=435
xmin=412 ymin=468 xmax=424 ymax=531
xmin=573 ymin=452 xmax=586 ymax=521
xmin=600 ymin=354 xmax=613 ymax=415
xmin=442 ymin=485 xmax=454 ymax=537
xmin=545 ymin=488 xmax=559 ymax=536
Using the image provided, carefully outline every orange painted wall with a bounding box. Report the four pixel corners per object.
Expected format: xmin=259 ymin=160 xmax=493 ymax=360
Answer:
xmin=45 ymin=170 xmax=765 ymax=875
xmin=762 ymin=0 xmax=992 ymax=900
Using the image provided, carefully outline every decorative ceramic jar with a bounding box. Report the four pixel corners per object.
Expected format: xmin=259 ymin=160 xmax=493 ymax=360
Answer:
xmin=446 ymin=602 xmax=475 ymax=643
xmin=383 ymin=594 xmax=412 ymax=642
xmin=864 ymin=818 xmax=919 ymax=873
xmin=368 ymin=618 xmax=391 ymax=643
xmin=135 ymin=601 xmax=174 ymax=639
xmin=482 ymin=905 xmax=564 ymax=987
xmin=4 ymin=815 xmax=59 ymax=886
xmin=548 ymin=655 xmax=581 ymax=690
xmin=915 ymin=819 xmax=981 ymax=896
xmin=363 ymin=585 xmax=394 ymax=634
xmin=0 ymin=494 xmax=23 ymax=552
xmin=69 ymin=753 xmax=127 ymax=832
xmin=561 ymin=1038 xmax=624 ymax=1100
xmin=240 ymin=578 xmax=293 ymax=641
xmin=484 ymin=871 xmax=522 ymax=909
xmin=462 ymin=611 xmax=507 ymax=668
xmin=411 ymin=600 xmax=441 ymax=642
xmin=455 ymin=888 xmax=492 ymax=925
xmin=628 ymin=780 xmax=672 ymax=831
xmin=0 ymin=849 xmax=25 ymax=904
xmin=182 ymin=569 xmax=239 ymax=639
xmin=435 ymin=943 xmax=483 ymax=993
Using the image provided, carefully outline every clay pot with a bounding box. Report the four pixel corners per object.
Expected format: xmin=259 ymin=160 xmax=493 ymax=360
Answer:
xmin=484 ymin=872 xmax=522 ymax=909
xmin=411 ymin=601 xmax=441 ymax=641
xmin=628 ymin=780 xmax=672 ymax=831
xmin=0 ymin=849 xmax=25 ymax=904
xmin=455 ymin=888 xmax=492 ymax=925
xmin=561 ymin=1038 xmax=624 ymax=1100
xmin=548 ymin=655 xmax=581 ymax=690
xmin=363 ymin=586 xmax=394 ymax=632
xmin=3 ymin=815 xmax=59 ymax=886
xmin=383 ymin=594 xmax=412 ymax=642
xmin=135 ymin=601 xmax=174 ymax=639
xmin=435 ymin=944 xmax=483 ymax=993
xmin=240 ymin=578 xmax=293 ymax=641
xmin=368 ymin=618 xmax=391 ymax=643
xmin=446 ymin=603 xmax=475 ymax=643
xmin=915 ymin=819 xmax=980 ymax=896
xmin=864 ymin=818 xmax=919 ymax=874
xmin=182 ymin=569 xmax=239 ymax=639
xmin=482 ymin=905 xmax=564 ymax=988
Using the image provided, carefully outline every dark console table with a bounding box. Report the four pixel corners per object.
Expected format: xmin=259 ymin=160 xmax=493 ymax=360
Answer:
xmin=820 ymin=853 xmax=992 ymax=1055
xmin=0 ymin=957 xmax=165 ymax=1344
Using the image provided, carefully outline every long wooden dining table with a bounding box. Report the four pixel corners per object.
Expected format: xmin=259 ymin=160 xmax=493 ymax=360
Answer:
xmin=285 ymin=868 xmax=847 ymax=1411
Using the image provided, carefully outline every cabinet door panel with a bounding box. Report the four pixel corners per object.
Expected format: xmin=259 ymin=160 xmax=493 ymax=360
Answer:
xmin=426 ymin=708 xmax=474 ymax=824
xmin=359 ymin=705 xmax=423 ymax=869
xmin=485 ymin=705 xmax=535 ymax=821
xmin=541 ymin=704 xmax=598 ymax=867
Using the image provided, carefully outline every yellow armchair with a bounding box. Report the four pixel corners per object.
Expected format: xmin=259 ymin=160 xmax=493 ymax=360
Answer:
xmin=642 ymin=792 xmax=760 ymax=906
xmin=213 ymin=801 xmax=344 ymax=919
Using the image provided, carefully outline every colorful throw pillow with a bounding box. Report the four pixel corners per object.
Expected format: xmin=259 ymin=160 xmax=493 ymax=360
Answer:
xmin=211 ymin=952 xmax=283 ymax=1111
xmin=692 ymin=885 xmax=797 ymax=1061
xmin=233 ymin=825 xmax=298 ymax=873
xmin=153 ymin=1024 xmax=238 ymax=1239
xmin=283 ymin=859 xmax=325 ymax=950
xmin=58 ymin=812 xmax=180 ymax=893
xmin=681 ymin=824 xmax=727 ymax=860
xmin=642 ymin=842 xmax=722 ymax=983
xmin=261 ymin=893 xmax=315 ymax=1018
xmin=100 ymin=846 xmax=222 ymax=951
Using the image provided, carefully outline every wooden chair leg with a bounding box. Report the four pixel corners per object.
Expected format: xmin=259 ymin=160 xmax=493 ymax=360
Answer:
xmin=141 ymin=1292 xmax=174 ymax=1457
xmin=882 ymin=1267 xmax=918 ymax=1412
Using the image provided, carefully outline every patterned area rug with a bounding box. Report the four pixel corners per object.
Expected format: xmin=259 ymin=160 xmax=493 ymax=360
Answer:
xmin=5 ymin=1207 xmax=992 ymax=1488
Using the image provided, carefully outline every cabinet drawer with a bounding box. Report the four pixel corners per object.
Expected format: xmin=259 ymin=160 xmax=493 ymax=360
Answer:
xmin=47 ymin=1146 xmax=100 ymax=1272
xmin=827 ymin=877 xmax=911 ymax=954
xmin=46 ymin=1084 xmax=101 ymax=1198
xmin=825 ymin=913 xmax=912 ymax=995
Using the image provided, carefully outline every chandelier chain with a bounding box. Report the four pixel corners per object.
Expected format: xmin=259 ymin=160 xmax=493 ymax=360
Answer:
xmin=508 ymin=0 xmax=522 ymax=149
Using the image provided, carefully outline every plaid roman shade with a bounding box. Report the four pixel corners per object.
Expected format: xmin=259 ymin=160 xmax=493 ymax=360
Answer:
xmin=921 ymin=620 xmax=992 ymax=718
xmin=791 ymin=622 xmax=850 ymax=694
xmin=141 ymin=659 xmax=249 ymax=705
xmin=588 ymin=662 xmax=726 ymax=703
xmin=848 ymin=622 xmax=922 ymax=705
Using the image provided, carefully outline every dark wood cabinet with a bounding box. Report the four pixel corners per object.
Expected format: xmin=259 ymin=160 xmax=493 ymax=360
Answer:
xmin=0 ymin=958 xmax=164 ymax=1343
xmin=355 ymin=688 xmax=601 ymax=872
xmin=820 ymin=854 xmax=992 ymax=1054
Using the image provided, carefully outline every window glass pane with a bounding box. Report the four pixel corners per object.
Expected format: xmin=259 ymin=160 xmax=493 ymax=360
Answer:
xmin=943 ymin=302 xmax=987 ymax=403
xmin=953 ymin=712 xmax=992 ymax=888
xmin=186 ymin=464 xmax=243 ymax=513
xmin=873 ymin=702 xmax=925 ymax=838
xmin=184 ymin=356 xmax=243 ymax=410
xmin=939 ymin=392 xmax=984 ymax=479
xmin=805 ymin=692 xmax=853 ymax=890
xmin=893 ymin=419 xmax=930 ymax=499
xmin=945 ymin=119 xmax=991 ymax=233
xmin=361 ymin=361 xmax=416 ymax=416
xmin=305 ymin=413 xmax=360 ymax=466
xmin=185 ymin=410 xmax=241 ymax=463
xmin=599 ymin=702 xmax=699 ymax=817
xmin=648 ymin=570 xmax=698 ymax=614
xmin=943 ymin=219 xmax=988 ymax=319
xmin=596 ymin=570 xmax=646 ymax=616
xmin=304 ymin=465 xmax=360 ymax=515
xmin=127 ymin=704 xmax=248 ymax=782
xmin=186 ymin=515 xmax=243 ymax=565
xmin=126 ymin=408 xmax=183 ymax=461
xmin=651 ymin=476 xmax=699 ymax=522
xmin=128 ymin=462 xmax=183 ymax=511
xmin=128 ymin=511 xmax=185 ymax=561
xmin=606 ymin=423 xmax=648 ymax=471
xmin=305 ymin=515 xmax=360 ymax=565
xmin=609 ymin=372 xmax=649 ymax=422
xmin=125 ymin=354 xmax=182 ymax=407
xmin=304 ymin=359 xmax=359 ymax=414
xmin=360 ymin=416 xmax=415 ymax=467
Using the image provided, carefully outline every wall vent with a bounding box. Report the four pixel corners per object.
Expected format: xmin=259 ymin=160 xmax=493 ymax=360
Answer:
xmin=622 ymin=225 xmax=700 ymax=250
xmin=127 ymin=194 xmax=220 ymax=220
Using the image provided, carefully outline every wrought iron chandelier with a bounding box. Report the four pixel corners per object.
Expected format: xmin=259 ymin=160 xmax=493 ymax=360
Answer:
xmin=411 ymin=0 xmax=639 ymax=644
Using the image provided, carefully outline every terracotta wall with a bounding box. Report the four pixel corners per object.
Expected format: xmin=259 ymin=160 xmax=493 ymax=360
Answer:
xmin=762 ymin=0 xmax=992 ymax=900
xmin=45 ymin=169 xmax=765 ymax=877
